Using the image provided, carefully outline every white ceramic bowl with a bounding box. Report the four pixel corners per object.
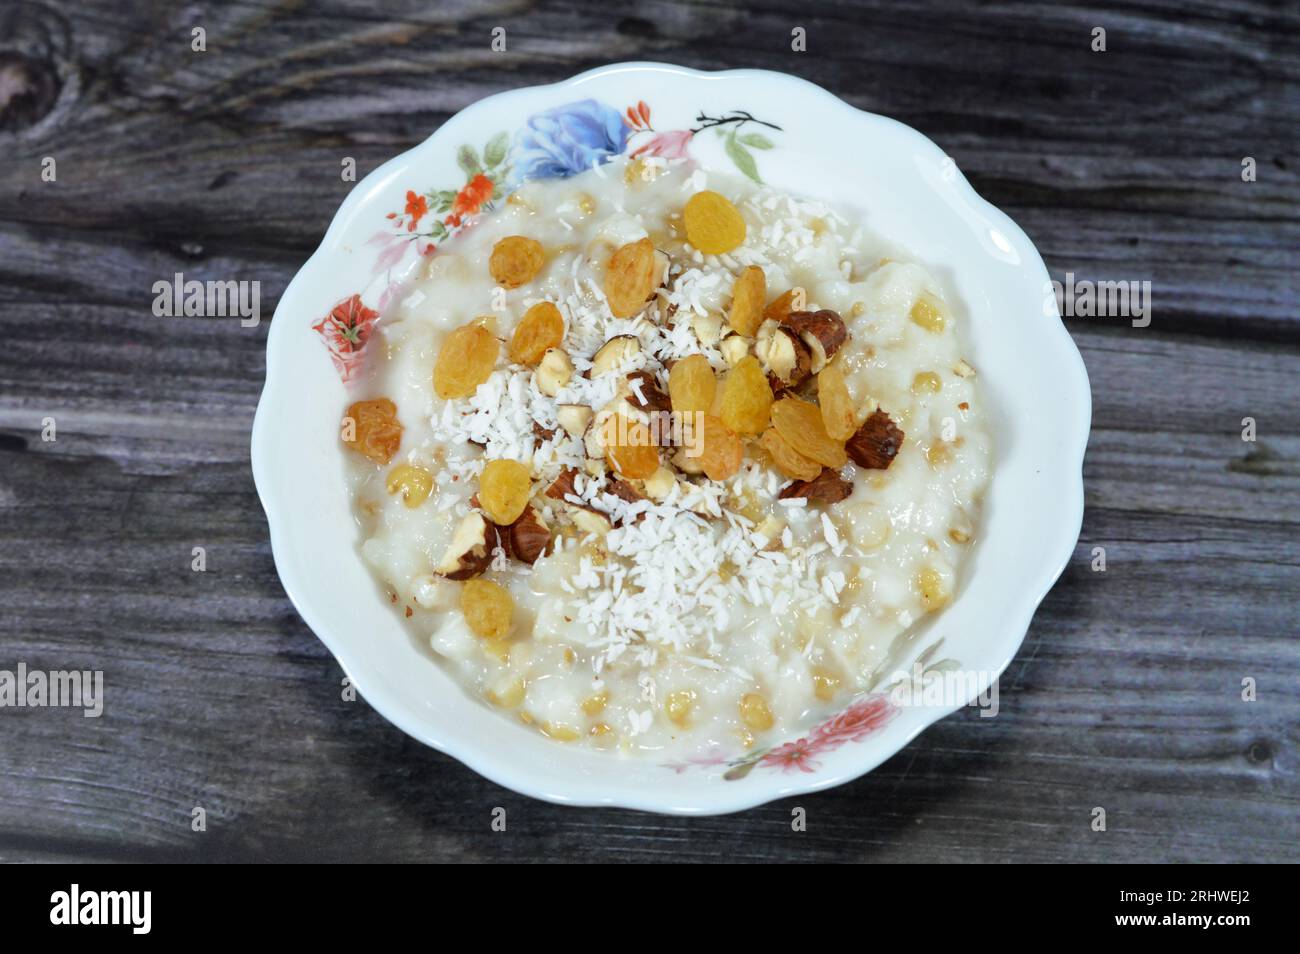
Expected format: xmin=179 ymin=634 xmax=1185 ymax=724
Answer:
xmin=251 ymin=62 xmax=1090 ymax=814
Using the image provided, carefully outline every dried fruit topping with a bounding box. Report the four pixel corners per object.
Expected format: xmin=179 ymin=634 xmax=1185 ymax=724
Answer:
xmin=385 ymin=463 xmax=434 ymax=508
xmin=697 ymin=415 xmax=742 ymax=481
xmin=719 ymin=355 xmax=773 ymax=436
xmin=461 ymin=578 xmax=514 ymax=639
xmin=771 ymin=395 xmax=847 ymax=468
xmin=757 ymin=324 xmax=811 ymax=392
xmin=344 ymin=398 xmax=403 ymax=465
xmin=763 ymin=287 xmax=804 ymax=324
xmin=489 ymin=235 xmax=546 ymax=288
xmin=604 ymin=237 xmax=658 ymax=318
xmin=478 ymin=459 xmax=532 ymax=525
xmin=667 ymin=353 xmax=717 ymax=415
xmin=760 ymin=427 xmax=821 ymax=481
xmin=910 ymin=293 xmax=948 ymax=333
xmin=590 ymin=335 xmax=642 ymax=377
xmin=817 ymin=363 xmax=857 ymax=440
xmin=627 ymin=371 xmax=671 ymax=414
xmin=435 ymin=511 xmax=501 ymax=580
xmin=739 ymin=693 xmax=775 ymax=732
xmin=911 ymin=371 xmax=942 ymax=394
xmin=728 ymin=265 xmax=767 ymax=336
xmin=545 ymin=467 xmax=579 ymax=501
xmin=682 ymin=190 xmax=747 ymax=255
xmin=535 ymin=347 xmax=573 ymax=396
xmin=504 ymin=505 xmax=551 ymax=565
xmin=509 ymin=301 xmax=565 ymax=365
xmin=846 ymin=409 xmax=905 ymax=470
xmin=782 ymin=310 xmax=847 ymax=371
xmin=434 ymin=322 xmax=499 ymax=399
xmin=602 ymin=414 xmax=659 ymax=479
xmin=777 ymin=467 xmax=853 ymax=504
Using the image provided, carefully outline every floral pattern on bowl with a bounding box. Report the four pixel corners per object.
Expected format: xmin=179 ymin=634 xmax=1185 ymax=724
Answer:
xmin=313 ymin=97 xmax=782 ymax=370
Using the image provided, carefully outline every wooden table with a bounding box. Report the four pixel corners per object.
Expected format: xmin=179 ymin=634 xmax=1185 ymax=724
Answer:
xmin=1 ymin=0 xmax=1296 ymax=863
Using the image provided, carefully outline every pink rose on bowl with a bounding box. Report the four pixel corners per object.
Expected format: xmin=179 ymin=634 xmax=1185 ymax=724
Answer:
xmin=811 ymin=693 xmax=898 ymax=749
xmin=631 ymin=129 xmax=694 ymax=160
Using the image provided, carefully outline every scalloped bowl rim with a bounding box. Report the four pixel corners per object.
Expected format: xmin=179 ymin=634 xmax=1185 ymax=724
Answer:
xmin=251 ymin=62 xmax=1090 ymax=815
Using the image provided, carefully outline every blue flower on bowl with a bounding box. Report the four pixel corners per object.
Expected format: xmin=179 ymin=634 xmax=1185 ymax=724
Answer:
xmin=510 ymin=99 xmax=631 ymax=183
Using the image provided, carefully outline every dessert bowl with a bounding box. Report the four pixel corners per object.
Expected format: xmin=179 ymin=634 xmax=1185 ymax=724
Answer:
xmin=251 ymin=62 xmax=1090 ymax=814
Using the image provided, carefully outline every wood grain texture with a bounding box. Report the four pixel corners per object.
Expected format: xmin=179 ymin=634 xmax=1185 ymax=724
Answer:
xmin=0 ymin=0 xmax=1297 ymax=863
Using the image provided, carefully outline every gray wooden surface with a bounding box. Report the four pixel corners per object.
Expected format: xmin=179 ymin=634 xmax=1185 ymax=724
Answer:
xmin=0 ymin=0 xmax=1296 ymax=863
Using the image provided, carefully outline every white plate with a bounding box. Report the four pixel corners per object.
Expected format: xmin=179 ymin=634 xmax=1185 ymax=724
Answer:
xmin=251 ymin=62 xmax=1090 ymax=814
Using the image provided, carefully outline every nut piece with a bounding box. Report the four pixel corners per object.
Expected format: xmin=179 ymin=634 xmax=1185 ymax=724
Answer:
xmin=569 ymin=506 xmax=612 ymax=536
xmin=756 ymin=323 xmax=811 ymax=391
xmin=536 ymin=347 xmax=574 ymax=396
xmin=672 ymin=446 xmax=706 ymax=475
xmin=846 ymin=409 xmax=905 ymax=470
xmin=435 ymin=511 xmax=501 ymax=580
xmin=777 ymin=468 xmax=853 ymax=504
xmin=627 ymin=371 xmax=671 ymax=414
xmin=590 ymin=335 xmax=641 ymax=378
xmin=505 ymin=505 xmax=551 ymax=564
xmin=781 ymin=310 xmax=848 ymax=373
xmin=642 ymin=466 xmax=676 ymax=500
xmin=556 ymin=404 xmax=593 ymax=437
xmin=953 ymin=359 xmax=977 ymax=379
xmin=719 ymin=334 xmax=750 ymax=367
xmin=545 ymin=468 xmax=579 ymax=502
xmin=692 ymin=313 xmax=723 ymax=346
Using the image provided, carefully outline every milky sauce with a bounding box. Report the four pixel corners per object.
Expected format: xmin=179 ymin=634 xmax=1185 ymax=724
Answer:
xmin=345 ymin=158 xmax=992 ymax=756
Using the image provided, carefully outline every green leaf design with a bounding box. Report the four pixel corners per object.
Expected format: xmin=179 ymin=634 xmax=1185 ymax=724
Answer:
xmin=483 ymin=131 xmax=509 ymax=168
xmin=724 ymin=129 xmax=762 ymax=184
xmin=457 ymin=145 xmax=482 ymax=177
xmin=738 ymin=132 xmax=774 ymax=149
xmin=723 ymin=753 xmax=766 ymax=781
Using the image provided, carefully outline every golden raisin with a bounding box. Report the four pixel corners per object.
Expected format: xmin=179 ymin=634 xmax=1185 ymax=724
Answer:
xmin=665 ymin=689 xmax=697 ymax=727
xmin=344 ymin=398 xmax=402 ymax=465
xmin=698 ymin=415 xmax=742 ymax=481
xmin=602 ymin=414 xmax=659 ymax=479
xmin=385 ymin=463 xmax=433 ymax=508
xmin=763 ymin=287 xmax=804 ymax=324
xmin=916 ymin=566 xmax=949 ymax=609
xmin=719 ymin=355 xmax=773 ymax=436
xmin=509 ymin=301 xmax=564 ymax=365
xmin=728 ymin=265 xmax=766 ymax=336
xmin=433 ymin=322 xmax=499 ymax=399
xmin=817 ymin=363 xmax=857 ymax=441
xmin=489 ymin=236 xmax=545 ymax=288
xmin=910 ymin=292 xmax=948 ymax=333
xmin=739 ymin=693 xmax=774 ymax=732
xmin=479 ymin=459 xmax=532 ymax=525
xmin=460 ymin=579 xmax=513 ymax=639
xmin=811 ymin=666 xmax=841 ymax=701
xmin=683 ymin=191 xmax=746 ymax=255
xmin=604 ymin=237 xmax=658 ymax=318
xmin=667 ymin=353 xmax=717 ymax=415
xmin=771 ymin=396 xmax=847 ymax=467
xmin=912 ymin=371 xmax=942 ymax=394
xmin=759 ymin=427 xmax=821 ymax=481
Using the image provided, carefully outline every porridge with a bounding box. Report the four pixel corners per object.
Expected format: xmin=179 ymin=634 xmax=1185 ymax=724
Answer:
xmin=341 ymin=156 xmax=992 ymax=755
